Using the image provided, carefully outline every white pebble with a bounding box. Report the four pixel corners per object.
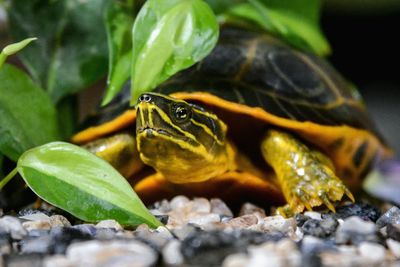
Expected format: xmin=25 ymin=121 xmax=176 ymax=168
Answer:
xmin=96 ymin=219 xmax=123 ymax=231
xmin=222 ymin=253 xmax=248 ymax=267
xmin=387 ymin=239 xmax=400 ymax=258
xmin=358 ymin=242 xmax=386 ymax=262
xmin=162 ymin=240 xmax=183 ymax=266
xmin=304 ymin=211 xmax=322 ymax=220
xmin=191 ymin=198 xmax=211 ymax=213
xmin=170 ymin=196 xmax=190 ymax=210
xmin=188 ymin=213 xmax=220 ymax=226
xmin=43 ymin=255 xmax=74 ymax=267
xmin=0 ymin=216 xmax=27 ymax=239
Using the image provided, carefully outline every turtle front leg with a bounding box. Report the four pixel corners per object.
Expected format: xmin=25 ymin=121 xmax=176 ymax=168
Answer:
xmin=261 ymin=129 xmax=354 ymax=216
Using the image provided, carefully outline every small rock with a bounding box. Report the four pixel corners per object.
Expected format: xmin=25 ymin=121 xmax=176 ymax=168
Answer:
xmin=50 ymin=227 xmax=93 ymax=254
xmin=188 ymin=213 xmax=221 ymax=226
xmin=239 ymin=203 xmax=266 ymax=218
xmin=72 ymin=224 xmax=97 ymax=236
xmin=172 ymin=225 xmax=200 ymax=241
xmin=301 ymin=235 xmax=336 ymax=267
xmin=387 ymin=224 xmax=400 ymax=242
xmin=135 ymin=225 xmax=173 ymax=249
xmin=151 ymin=199 xmax=172 ymax=213
xmin=95 ymin=220 xmax=123 ymax=231
xmin=3 ymin=253 xmax=43 ymax=267
xmin=332 ymin=203 xmax=381 ymax=222
xmin=66 ymin=240 xmax=157 ymax=267
xmin=335 ymin=216 xmax=381 ymax=245
xmin=181 ymin=230 xmax=284 ymax=266
xmin=162 ymin=240 xmax=184 ymax=266
xmin=294 ymin=214 xmax=310 ymax=227
xmin=94 ymin=228 xmax=117 ymax=240
xmin=376 ymin=206 xmax=400 ymax=228
xmin=0 ymin=215 xmax=27 ymax=239
xmin=222 ymin=253 xmax=248 ymax=267
xmin=302 ymin=217 xmax=338 ymax=238
xmin=211 ymin=198 xmax=233 ymax=218
xmin=43 ymin=255 xmax=74 ymax=267
xmin=225 ymin=215 xmax=258 ymax=229
xmin=23 ymin=220 xmax=52 ymax=231
xmin=20 ymin=212 xmax=51 ymax=222
xmin=304 ymin=211 xmax=322 ymax=220
xmin=49 ymin=215 xmax=71 ymax=227
xmin=192 ymin=198 xmax=211 ymax=213
xmin=20 ymin=235 xmax=53 ymax=254
xmin=0 ymin=230 xmax=12 ymax=254
xmin=260 ymin=216 xmax=296 ymax=234
xmin=387 ymin=239 xmax=400 ymax=258
xmin=358 ymin=242 xmax=386 ymax=263
xmin=170 ymin=196 xmax=190 ymax=210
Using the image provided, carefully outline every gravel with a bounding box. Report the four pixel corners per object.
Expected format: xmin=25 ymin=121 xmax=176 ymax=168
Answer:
xmin=0 ymin=196 xmax=400 ymax=266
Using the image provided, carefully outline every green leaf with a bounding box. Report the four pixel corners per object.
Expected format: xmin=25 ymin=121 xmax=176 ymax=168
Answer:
xmin=8 ymin=0 xmax=109 ymax=103
xmin=102 ymin=0 xmax=135 ymax=106
xmin=223 ymin=0 xmax=330 ymax=56
xmin=17 ymin=142 xmax=162 ymax=228
xmin=0 ymin=64 xmax=59 ymax=161
xmin=0 ymin=37 xmax=37 ymax=68
xmin=131 ymin=0 xmax=219 ymax=104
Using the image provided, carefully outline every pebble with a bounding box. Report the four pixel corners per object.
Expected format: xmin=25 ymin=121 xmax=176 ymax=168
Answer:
xmin=95 ymin=219 xmax=123 ymax=231
xmin=66 ymin=240 xmax=157 ymax=267
xmin=376 ymin=206 xmax=400 ymax=228
xmin=225 ymin=214 xmax=258 ymax=229
xmin=0 ymin=215 xmax=27 ymax=239
xmin=387 ymin=224 xmax=400 ymax=241
xmin=302 ymin=217 xmax=338 ymax=238
xmin=239 ymin=203 xmax=266 ymax=218
xmin=43 ymin=255 xmax=74 ymax=267
xmin=304 ymin=211 xmax=322 ymax=220
xmin=211 ymin=198 xmax=233 ymax=218
xmin=387 ymin=239 xmax=400 ymax=258
xmin=162 ymin=240 xmax=184 ymax=266
xmin=358 ymin=242 xmax=386 ymax=263
xmin=332 ymin=203 xmax=381 ymax=222
xmin=335 ymin=216 xmax=381 ymax=245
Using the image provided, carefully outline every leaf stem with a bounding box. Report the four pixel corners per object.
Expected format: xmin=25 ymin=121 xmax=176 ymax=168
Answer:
xmin=0 ymin=167 xmax=18 ymax=190
xmin=0 ymin=54 xmax=5 ymax=69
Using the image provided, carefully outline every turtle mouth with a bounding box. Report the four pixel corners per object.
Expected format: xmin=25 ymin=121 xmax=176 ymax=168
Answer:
xmin=137 ymin=126 xmax=172 ymax=137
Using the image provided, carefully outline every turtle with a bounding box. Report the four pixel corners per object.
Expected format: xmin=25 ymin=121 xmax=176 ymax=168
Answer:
xmin=72 ymin=27 xmax=391 ymax=215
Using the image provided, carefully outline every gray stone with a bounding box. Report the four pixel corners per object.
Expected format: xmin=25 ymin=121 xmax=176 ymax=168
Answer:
xmin=49 ymin=215 xmax=71 ymax=227
xmin=188 ymin=213 xmax=221 ymax=226
xmin=170 ymin=196 xmax=190 ymax=210
xmin=95 ymin=219 xmax=123 ymax=231
xmin=335 ymin=216 xmax=380 ymax=245
xmin=162 ymin=240 xmax=184 ymax=266
xmin=0 ymin=216 xmax=27 ymax=240
xmin=66 ymin=240 xmax=157 ymax=267
xmin=302 ymin=217 xmax=338 ymax=238
xmin=211 ymin=198 xmax=233 ymax=218
xmin=376 ymin=206 xmax=400 ymax=228
xmin=192 ymin=198 xmax=211 ymax=213
xmin=20 ymin=235 xmax=53 ymax=254
xmin=387 ymin=224 xmax=400 ymax=241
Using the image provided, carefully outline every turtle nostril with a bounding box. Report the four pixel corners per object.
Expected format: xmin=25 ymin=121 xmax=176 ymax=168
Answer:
xmin=138 ymin=94 xmax=151 ymax=103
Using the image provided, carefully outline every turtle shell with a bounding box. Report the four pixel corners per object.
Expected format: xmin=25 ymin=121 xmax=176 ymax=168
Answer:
xmin=73 ymin=27 xmax=391 ymax=191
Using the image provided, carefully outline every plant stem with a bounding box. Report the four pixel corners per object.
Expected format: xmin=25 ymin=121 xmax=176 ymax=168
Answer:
xmin=0 ymin=53 xmax=6 ymax=69
xmin=0 ymin=168 xmax=18 ymax=190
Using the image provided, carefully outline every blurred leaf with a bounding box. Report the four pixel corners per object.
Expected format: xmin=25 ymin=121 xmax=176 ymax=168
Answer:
xmin=17 ymin=142 xmax=162 ymax=228
xmin=0 ymin=64 xmax=59 ymax=161
xmin=203 ymin=0 xmax=245 ymax=14
xmin=131 ymin=0 xmax=219 ymax=104
xmin=56 ymin=96 xmax=78 ymax=140
xmin=102 ymin=0 xmax=135 ymax=106
xmin=8 ymin=0 xmax=109 ymax=103
xmin=223 ymin=0 xmax=330 ymax=55
xmin=0 ymin=37 xmax=37 ymax=68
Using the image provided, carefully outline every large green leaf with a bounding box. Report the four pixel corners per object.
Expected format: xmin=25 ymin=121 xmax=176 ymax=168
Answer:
xmin=130 ymin=0 xmax=219 ymax=104
xmin=222 ymin=0 xmax=330 ymax=55
xmin=17 ymin=142 xmax=162 ymax=228
xmin=8 ymin=0 xmax=109 ymax=103
xmin=0 ymin=64 xmax=59 ymax=161
xmin=102 ymin=0 xmax=135 ymax=106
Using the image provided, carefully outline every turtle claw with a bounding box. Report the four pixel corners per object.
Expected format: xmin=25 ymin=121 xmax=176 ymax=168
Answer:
xmin=319 ymin=192 xmax=336 ymax=213
xmin=345 ymin=188 xmax=355 ymax=202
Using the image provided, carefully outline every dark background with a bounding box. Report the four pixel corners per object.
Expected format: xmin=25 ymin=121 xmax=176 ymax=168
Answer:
xmin=321 ymin=3 xmax=400 ymax=157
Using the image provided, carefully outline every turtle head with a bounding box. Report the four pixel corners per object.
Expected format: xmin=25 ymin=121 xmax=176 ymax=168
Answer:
xmin=136 ymin=92 xmax=230 ymax=183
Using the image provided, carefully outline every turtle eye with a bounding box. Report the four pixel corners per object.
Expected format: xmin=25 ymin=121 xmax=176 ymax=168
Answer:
xmin=172 ymin=105 xmax=191 ymax=122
